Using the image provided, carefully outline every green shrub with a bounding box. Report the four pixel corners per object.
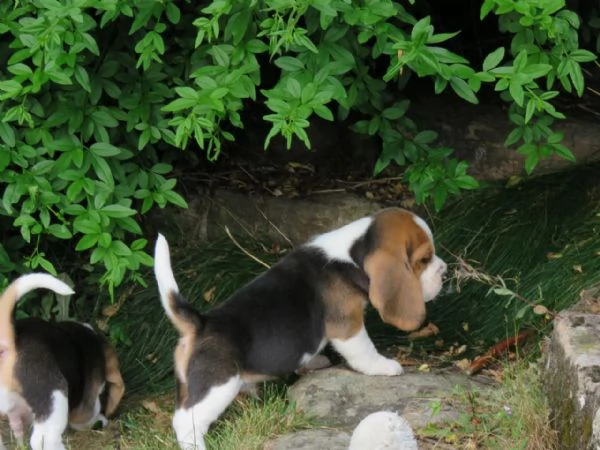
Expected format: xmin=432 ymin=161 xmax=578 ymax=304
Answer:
xmin=0 ymin=0 xmax=595 ymax=308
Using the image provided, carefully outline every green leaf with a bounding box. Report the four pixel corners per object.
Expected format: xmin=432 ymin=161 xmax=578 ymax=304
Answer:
xmin=37 ymin=256 xmax=57 ymax=275
xmin=525 ymin=99 xmax=536 ymax=124
xmin=166 ymin=2 xmax=181 ymax=24
xmin=569 ymin=49 xmax=596 ymax=63
xmin=286 ymin=79 xmax=302 ymax=98
xmin=90 ymin=142 xmax=121 ymax=157
xmin=382 ymin=100 xmax=410 ymax=120
xmin=427 ymin=31 xmax=460 ymax=44
xmin=0 ymin=80 xmax=22 ymax=96
xmin=210 ymin=46 xmax=230 ymax=66
xmin=450 ymin=77 xmax=479 ymax=104
xmin=313 ymin=104 xmax=334 ymax=121
xmin=547 ymin=132 xmax=563 ymax=144
xmin=454 ymin=175 xmax=479 ymax=189
xmin=552 ymin=143 xmax=576 ymax=162
xmin=246 ymin=39 xmax=268 ymax=53
xmin=151 ymin=163 xmax=173 ymax=174
xmin=176 ymin=86 xmax=200 ymax=100
xmin=162 ymin=97 xmax=198 ymax=112
xmin=433 ymin=185 xmax=448 ymax=211
xmin=522 ymin=64 xmax=552 ymax=79
xmin=524 ymin=151 xmax=539 ymax=174
xmin=162 ymin=190 xmax=188 ymax=209
xmin=47 ymin=224 xmax=72 ymax=239
xmin=76 ymin=234 xmax=99 ymax=251
xmin=509 ymin=80 xmax=525 ymax=106
xmin=275 ymin=57 xmax=305 ymax=72
xmin=0 ymin=122 xmax=16 ymax=147
xmin=568 ymin=61 xmax=585 ymax=96
xmin=414 ymin=130 xmax=438 ymax=145
xmin=31 ymin=160 xmax=54 ymax=175
xmin=74 ymin=219 xmax=101 ymax=234
xmin=101 ymin=204 xmax=137 ymax=218
xmin=74 ymin=66 xmax=91 ymax=93
xmin=8 ymin=63 xmax=33 ymax=77
xmin=480 ymin=0 xmax=495 ymax=19
xmin=483 ymin=47 xmax=505 ymax=71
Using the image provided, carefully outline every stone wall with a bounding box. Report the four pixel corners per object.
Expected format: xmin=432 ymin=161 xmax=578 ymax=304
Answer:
xmin=544 ymin=287 xmax=600 ymax=449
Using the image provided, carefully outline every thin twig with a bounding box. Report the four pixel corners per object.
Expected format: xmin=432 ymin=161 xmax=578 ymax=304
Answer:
xmin=336 ymin=176 xmax=404 ymax=189
xmin=224 ymin=226 xmax=271 ymax=269
xmin=442 ymin=246 xmax=556 ymax=317
xmin=255 ymin=207 xmax=294 ymax=248
xmin=310 ymin=188 xmax=347 ymax=195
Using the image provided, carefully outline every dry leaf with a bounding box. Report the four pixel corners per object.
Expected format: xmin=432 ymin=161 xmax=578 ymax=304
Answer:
xmin=203 ymin=286 xmax=216 ymax=303
xmin=533 ymin=304 xmax=549 ymax=315
xmin=102 ymin=303 xmax=121 ymax=318
xmin=418 ymin=363 xmax=430 ymax=373
xmin=546 ymin=252 xmax=563 ymax=260
xmin=407 ymin=322 xmax=440 ymax=339
xmin=434 ymin=339 xmax=445 ymax=348
xmin=462 ymin=322 xmax=470 ymax=332
xmin=455 ymin=344 xmax=467 ymax=355
xmin=142 ymin=401 xmax=161 ymax=414
xmin=505 ymin=175 xmax=522 ymax=188
xmin=573 ymin=264 xmax=583 ymax=273
xmin=455 ymin=358 xmax=471 ymax=371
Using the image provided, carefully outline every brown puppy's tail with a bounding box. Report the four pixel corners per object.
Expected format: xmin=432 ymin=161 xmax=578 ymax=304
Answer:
xmin=154 ymin=234 xmax=203 ymax=337
xmin=0 ymin=273 xmax=74 ymax=355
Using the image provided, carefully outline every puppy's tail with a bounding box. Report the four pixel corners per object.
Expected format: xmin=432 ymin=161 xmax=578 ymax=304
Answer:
xmin=154 ymin=233 xmax=203 ymax=337
xmin=0 ymin=273 xmax=74 ymax=354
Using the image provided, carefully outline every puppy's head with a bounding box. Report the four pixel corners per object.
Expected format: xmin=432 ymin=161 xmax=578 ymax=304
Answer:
xmin=353 ymin=208 xmax=447 ymax=331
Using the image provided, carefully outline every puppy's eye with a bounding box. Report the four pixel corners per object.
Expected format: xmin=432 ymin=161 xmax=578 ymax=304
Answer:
xmin=420 ymin=256 xmax=432 ymax=264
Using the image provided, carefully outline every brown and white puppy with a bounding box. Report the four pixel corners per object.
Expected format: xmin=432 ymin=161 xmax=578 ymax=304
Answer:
xmin=154 ymin=207 xmax=447 ymax=450
xmin=0 ymin=274 xmax=125 ymax=450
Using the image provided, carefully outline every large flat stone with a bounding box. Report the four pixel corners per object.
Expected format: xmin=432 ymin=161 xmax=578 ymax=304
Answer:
xmin=267 ymin=429 xmax=351 ymax=450
xmin=544 ymin=288 xmax=600 ymax=450
xmin=288 ymin=366 xmax=488 ymax=430
xmin=151 ymin=189 xmax=385 ymax=245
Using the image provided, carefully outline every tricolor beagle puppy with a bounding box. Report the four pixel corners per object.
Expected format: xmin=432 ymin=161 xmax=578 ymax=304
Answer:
xmin=153 ymin=207 xmax=448 ymax=450
xmin=0 ymin=274 xmax=125 ymax=450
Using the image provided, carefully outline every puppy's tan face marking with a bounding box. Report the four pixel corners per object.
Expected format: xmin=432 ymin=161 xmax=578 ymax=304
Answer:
xmin=364 ymin=209 xmax=438 ymax=331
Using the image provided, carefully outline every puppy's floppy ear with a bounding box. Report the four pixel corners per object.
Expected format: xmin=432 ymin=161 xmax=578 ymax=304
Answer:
xmin=364 ymin=248 xmax=425 ymax=332
xmin=103 ymin=344 xmax=125 ymax=418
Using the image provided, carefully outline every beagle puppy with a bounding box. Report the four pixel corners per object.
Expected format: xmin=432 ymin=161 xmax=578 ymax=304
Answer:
xmin=153 ymin=207 xmax=448 ymax=450
xmin=0 ymin=273 xmax=125 ymax=450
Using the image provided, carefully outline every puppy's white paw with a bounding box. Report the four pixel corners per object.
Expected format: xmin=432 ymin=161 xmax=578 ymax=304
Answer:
xmin=365 ymin=357 xmax=404 ymax=376
xmin=96 ymin=414 xmax=108 ymax=429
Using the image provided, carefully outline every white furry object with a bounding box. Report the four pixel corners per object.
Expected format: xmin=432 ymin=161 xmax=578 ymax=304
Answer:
xmin=349 ymin=411 xmax=418 ymax=450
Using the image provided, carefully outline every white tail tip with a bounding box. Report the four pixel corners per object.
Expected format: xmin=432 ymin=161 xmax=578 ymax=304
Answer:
xmin=15 ymin=273 xmax=74 ymax=298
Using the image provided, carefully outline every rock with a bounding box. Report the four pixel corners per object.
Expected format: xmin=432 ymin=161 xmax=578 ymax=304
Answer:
xmin=411 ymin=94 xmax=600 ymax=182
xmin=151 ymin=189 xmax=384 ymax=245
xmin=544 ymin=288 xmax=600 ymax=450
xmin=267 ymin=429 xmax=351 ymax=450
xmin=287 ymin=366 xmax=488 ymax=430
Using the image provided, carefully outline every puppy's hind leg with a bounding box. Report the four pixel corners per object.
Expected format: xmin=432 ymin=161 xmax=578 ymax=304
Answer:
xmin=30 ymin=390 xmax=69 ymax=450
xmin=173 ymin=375 xmax=243 ymax=450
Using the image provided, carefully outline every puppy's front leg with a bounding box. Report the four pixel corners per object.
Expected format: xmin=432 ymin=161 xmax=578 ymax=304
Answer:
xmin=331 ymin=326 xmax=403 ymax=376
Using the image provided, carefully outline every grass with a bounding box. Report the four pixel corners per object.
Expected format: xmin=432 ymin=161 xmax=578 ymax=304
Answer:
xmin=419 ymin=358 xmax=558 ymax=449
xmin=0 ymin=383 xmax=313 ymax=450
